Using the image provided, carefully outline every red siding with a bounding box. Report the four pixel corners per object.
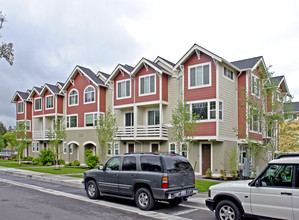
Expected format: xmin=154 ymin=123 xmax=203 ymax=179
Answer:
xmin=238 ymin=71 xmax=247 ymax=139
xmin=135 ymin=66 xmax=160 ymax=103
xmin=184 ymin=52 xmax=216 ymax=101
xmin=114 ymin=72 xmax=134 ymax=106
xmin=26 ymin=102 xmax=32 ymax=120
xmin=100 ymin=86 xmax=106 ymax=112
xmin=66 ymin=72 xmax=98 ymax=127
xmin=44 ymin=90 xmax=55 ymax=115
xmin=33 ymin=93 xmax=43 ymax=116
xmin=162 ymin=74 xmax=168 ymax=102
xmin=193 ymin=122 xmax=216 ymax=136
xmin=249 ymin=132 xmax=263 ymax=141
xmin=57 ymin=95 xmax=64 ymax=114
xmin=16 ymin=97 xmax=25 ymax=120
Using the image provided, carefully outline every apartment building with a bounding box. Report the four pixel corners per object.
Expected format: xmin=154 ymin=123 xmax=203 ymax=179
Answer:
xmin=11 ymin=44 xmax=289 ymax=176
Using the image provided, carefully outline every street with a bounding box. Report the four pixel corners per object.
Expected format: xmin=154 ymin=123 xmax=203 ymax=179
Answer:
xmin=0 ymin=173 xmax=214 ymax=220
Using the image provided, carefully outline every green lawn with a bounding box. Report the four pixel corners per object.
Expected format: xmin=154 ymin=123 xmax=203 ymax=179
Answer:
xmin=0 ymin=162 xmax=37 ymax=167
xmin=0 ymin=159 xmax=16 ymax=162
xmin=195 ymin=179 xmax=220 ymax=192
xmin=22 ymin=167 xmax=87 ymax=175
xmin=68 ymin=174 xmax=84 ymax=178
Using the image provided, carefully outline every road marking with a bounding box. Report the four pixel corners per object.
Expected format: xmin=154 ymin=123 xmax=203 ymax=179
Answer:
xmin=0 ymin=178 xmax=192 ymax=220
xmin=179 ymin=203 xmax=210 ymax=211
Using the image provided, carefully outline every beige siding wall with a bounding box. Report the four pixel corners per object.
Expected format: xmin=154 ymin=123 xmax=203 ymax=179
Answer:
xmin=218 ymin=63 xmax=238 ymax=140
xmin=106 ymin=87 xmax=113 ymax=110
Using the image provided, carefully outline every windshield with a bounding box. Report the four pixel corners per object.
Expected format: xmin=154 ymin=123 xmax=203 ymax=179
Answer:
xmin=164 ymin=156 xmax=193 ymax=172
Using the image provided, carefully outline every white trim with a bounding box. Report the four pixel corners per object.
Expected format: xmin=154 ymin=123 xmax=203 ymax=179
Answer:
xmin=34 ymin=97 xmax=42 ymax=111
xmin=188 ymin=62 xmax=212 ymax=90
xmin=84 ymin=112 xmax=98 ymax=127
xmin=150 ymin=142 xmax=160 ymax=152
xmin=63 ymin=142 xmax=67 ymax=154
xmin=200 ymin=142 xmax=213 ymax=175
xmin=68 ymin=89 xmax=79 ymax=106
xmin=251 ymin=73 xmax=260 ymax=98
xmin=83 ymin=85 xmax=96 ymax=104
xmin=223 ymin=66 xmax=234 ymax=82
xmin=116 ymin=78 xmax=131 ymax=100
xmin=139 ymin=73 xmax=156 ymax=96
xmin=83 ymin=141 xmax=97 ymax=146
xmin=67 ymin=141 xmax=80 ymax=146
xmin=169 ymin=142 xmax=177 ymax=154
xmin=33 ymin=113 xmax=64 ymax=118
xmin=154 ymin=57 xmax=174 ymax=69
xmin=17 ymin=101 xmax=24 ymax=114
xmin=249 ymin=106 xmax=262 ymax=134
xmin=124 ymin=111 xmax=134 ymax=127
xmin=66 ymin=114 xmax=78 ymax=128
xmin=106 ymin=64 xmax=131 ymax=83
xmin=146 ymin=109 xmax=160 ymax=126
xmin=16 ymin=119 xmax=31 ymax=132
xmin=127 ymin=142 xmax=135 ymax=153
xmin=187 ymin=99 xmax=222 ymax=122
xmin=45 ymin=95 xmax=54 ymax=110
xmin=32 ymin=142 xmax=35 ymax=152
xmin=113 ymin=103 xmax=134 ymax=109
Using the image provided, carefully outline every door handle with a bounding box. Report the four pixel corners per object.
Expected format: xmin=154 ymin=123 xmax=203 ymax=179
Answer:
xmin=281 ymin=192 xmax=292 ymax=195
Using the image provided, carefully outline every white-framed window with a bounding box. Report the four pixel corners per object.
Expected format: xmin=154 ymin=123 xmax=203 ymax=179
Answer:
xmin=117 ymin=79 xmax=131 ymax=99
xmin=16 ymin=120 xmax=30 ymax=131
xmin=249 ymin=107 xmax=261 ymax=133
xmin=147 ymin=110 xmax=159 ymax=125
xmin=84 ymin=86 xmax=95 ymax=104
xmin=107 ymin=144 xmax=112 ymax=156
xmin=36 ymin=142 xmax=39 ymax=152
xmin=210 ymin=101 xmax=216 ymax=119
xmin=46 ymin=95 xmax=54 ymax=109
xmin=224 ymin=67 xmax=234 ymax=80
xmin=85 ymin=112 xmax=98 ymax=127
xmin=63 ymin=142 xmax=67 ymax=154
xmin=284 ymin=113 xmax=298 ymax=121
xmin=188 ymin=62 xmax=211 ymax=89
xmin=181 ymin=144 xmax=188 ymax=158
xmin=66 ymin=115 xmax=78 ymax=128
xmin=192 ymin=102 xmax=208 ymax=120
xmin=114 ymin=143 xmax=119 ymax=155
xmin=26 ymin=120 xmax=31 ymax=131
xmin=34 ymin=98 xmax=42 ymax=111
xmin=69 ymin=144 xmax=73 ymax=154
xmin=32 ymin=143 xmax=35 ymax=152
xmin=107 ymin=143 xmax=120 ymax=156
xmin=251 ymin=74 xmax=260 ymax=97
xmin=18 ymin=101 xmax=24 ymax=113
xmin=219 ymin=101 xmax=223 ymax=120
xmin=169 ymin=143 xmax=188 ymax=157
xmin=69 ymin=89 xmax=78 ymax=106
xmin=125 ymin=112 xmax=134 ymax=126
xmin=169 ymin=143 xmax=176 ymax=154
xmin=139 ymin=74 xmax=155 ymax=96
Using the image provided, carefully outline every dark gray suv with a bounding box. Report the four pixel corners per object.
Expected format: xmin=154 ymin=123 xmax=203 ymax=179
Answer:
xmin=82 ymin=153 xmax=197 ymax=210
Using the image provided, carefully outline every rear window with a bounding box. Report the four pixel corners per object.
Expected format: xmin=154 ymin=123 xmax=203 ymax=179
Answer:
xmin=140 ymin=156 xmax=162 ymax=172
xmin=164 ymin=156 xmax=193 ymax=172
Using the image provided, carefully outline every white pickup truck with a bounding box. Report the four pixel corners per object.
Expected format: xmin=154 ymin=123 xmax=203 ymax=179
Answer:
xmin=206 ymin=154 xmax=299 ymax=220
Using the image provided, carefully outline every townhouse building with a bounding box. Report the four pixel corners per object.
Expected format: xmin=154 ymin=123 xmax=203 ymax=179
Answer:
xmin=11 ymin=44 xmax=289 ymax=176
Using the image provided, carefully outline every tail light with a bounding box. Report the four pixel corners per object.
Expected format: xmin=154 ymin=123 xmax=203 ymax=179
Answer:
xmin=162 ymin=177 xmax=169 ymax=188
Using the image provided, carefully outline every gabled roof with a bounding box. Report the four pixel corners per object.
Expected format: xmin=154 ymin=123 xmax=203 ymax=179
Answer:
xmin=231 ymin=56 xmax=263 ymax=70
xmin=173 ymin=44 xmax=240 ymax=72
xmin=11 ymin=91 xmax=29 ymax=103
xmin=131 ymin=57 xmax=171 ymax=77
xmin=270 ymin=75 xmax=290 ymax=95
xmin=154 ymin=56 xmax=175 ymax=68
xmin=61 ymin=65 xmax=107 ymax=92
xmin=56 ymin=82 xmax=65 ymax=88
xmin=284 ymin=102 xmax=299 ymax=112
xmin=97 ymin=71 xmax=110 ymax=83
xmin=28 ymin=86 xmax=43 ymax=99
xmin=106 ymin=64 xmax=133 ymax=83
xmin=40 ymin=83 xmax=63 ymax=96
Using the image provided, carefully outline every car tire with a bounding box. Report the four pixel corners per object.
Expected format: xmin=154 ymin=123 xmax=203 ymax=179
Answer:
xmin=169 ymin=198 xmax=183 ymax=206
xmin=86 ymin=180 xmax=99 ymax=199
xmin=135 ymin=188 xmax=155 ymax=210
xmin=215 ymin=200 xmax=241 ymax=220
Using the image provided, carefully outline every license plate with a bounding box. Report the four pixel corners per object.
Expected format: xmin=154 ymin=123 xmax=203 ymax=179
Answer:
xmin=181 ymin=190 xmax=186 ymax=196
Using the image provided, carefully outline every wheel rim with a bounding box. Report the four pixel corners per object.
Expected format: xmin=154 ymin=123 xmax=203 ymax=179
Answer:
xmin=88 ymin=184 xmax=96 ymax=197
xmin=138 ymin=192 xmax=149 ymax=208
xmin=219 ymin=205 xmax=235 ymax=220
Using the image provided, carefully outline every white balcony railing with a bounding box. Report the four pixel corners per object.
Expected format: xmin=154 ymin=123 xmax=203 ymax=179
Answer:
xmin=117 ymin=125 xmax=168 ymax=139
xmin=33 ymin=130 xmax=50 ymax=140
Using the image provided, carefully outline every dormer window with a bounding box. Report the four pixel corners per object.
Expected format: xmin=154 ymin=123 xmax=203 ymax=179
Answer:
xmin=18 ymin=102 xmax=24 ymax=113
xmin=69 ymin=89 xmax=78 ymax=106
xmin=84 ymin=86 xmax=95 ymax=104
xmin=117 ymin=79 xmax=131 ymax=99
xmin=140 ymin=74 xmax=155 ymax=96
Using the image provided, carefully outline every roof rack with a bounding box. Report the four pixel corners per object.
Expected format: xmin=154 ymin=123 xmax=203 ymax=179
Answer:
xmin=124 ymin=152 xmax=160 ymax=155
xmin=276 ymin=154 xmax=299 ymax=159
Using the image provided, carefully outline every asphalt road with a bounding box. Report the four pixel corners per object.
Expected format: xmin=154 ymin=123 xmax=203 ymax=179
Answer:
xmin=0 ymin=173 xmax=215 ymax=220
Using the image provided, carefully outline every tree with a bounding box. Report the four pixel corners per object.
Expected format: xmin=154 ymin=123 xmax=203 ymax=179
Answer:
xmin=0 ymin=134 xmax=5 ymax=151
xmin=96 ymin=108 xmax=118 ymax=164
xmin=14 ymin=121 xmax=31 ymax=165
xmin=0 ymin=121 xmax=7 ymax=135
xmin=171 ymin=98 xmax=197 ymax=154
xmin=48 ymin=118 xmax=66 ymax=168
xmin=0 ymin=121 xmax=7 ymax=150
xmin=0 ymin=11 xmax=14 ymax=65
xmin=3 ymin=131 xmax=17 ymax=149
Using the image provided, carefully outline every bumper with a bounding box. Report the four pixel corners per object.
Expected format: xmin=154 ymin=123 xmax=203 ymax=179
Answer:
xmin=82 ymin=181 xmax=85 ymax=189
xmin=152 ymin=187 xmax=197 ymax=200
xmin=205 ymin=199 xmax=216 ymax=211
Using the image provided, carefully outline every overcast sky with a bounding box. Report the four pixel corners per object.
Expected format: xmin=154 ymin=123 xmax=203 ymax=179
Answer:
xmin=1 ymin=0 xmax=299 ymax=128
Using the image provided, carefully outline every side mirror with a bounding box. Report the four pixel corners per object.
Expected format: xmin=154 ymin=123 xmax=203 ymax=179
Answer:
xmin=255 ymin=179 xmax=261 ymax=187
xmin=98 ymin=165 xmax=104 ymax=170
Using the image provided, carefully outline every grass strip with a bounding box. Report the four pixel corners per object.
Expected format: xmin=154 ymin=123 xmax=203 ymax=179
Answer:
xmin=195 ymin=179 xmax=220 ymax=192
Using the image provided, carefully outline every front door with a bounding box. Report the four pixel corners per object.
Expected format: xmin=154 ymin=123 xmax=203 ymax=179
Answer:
xmin=202 ymin=144 xmax=211 ymax=175
xmin=128 ymin=143 xmax=134 ymax=153
xmin=151 ymin=143 xmax=158 ymax=152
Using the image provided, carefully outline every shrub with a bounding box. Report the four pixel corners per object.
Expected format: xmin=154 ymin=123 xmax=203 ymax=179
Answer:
xmin=73 ymin=160 xmax=80 ymax=167
xmin=85 ymin=150 xmax=99 ymax=169
xmin=38 ymin=149 xmax=55 ymax=166
xmin=67 ymin=161 xmax=73 ymax=167
xmin=230 ymin=169 xmax=238 ymax=180
xmin=205 ymin=168 xmax=212 ymax=178
xmin=32 ymin=158 xmax=39 ymax=165
xmin=220 ymin=169 xmax=227 ymax=180
xmin=57 ymin=159 xmax=65 ymax=165
xmin=46 ymin=162 xmax=52 ymax=166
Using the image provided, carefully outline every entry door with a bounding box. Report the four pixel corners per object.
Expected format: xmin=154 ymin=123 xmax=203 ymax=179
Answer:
xmin=151 ymin=143 xmax=159 ymax=152
xmin=128 ymin=143 xmax=134 ymax=153
xmin=202 ymin=144 xmax=211 ymax=175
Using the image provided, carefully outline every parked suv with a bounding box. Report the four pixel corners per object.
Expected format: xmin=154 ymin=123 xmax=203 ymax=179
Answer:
xmin=83 ymin=153 xmax=197 ymax=210
xmin=206 ymin=154 xmax=299 ymax=220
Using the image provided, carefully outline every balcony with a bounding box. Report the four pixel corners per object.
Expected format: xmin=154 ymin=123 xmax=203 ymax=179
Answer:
xmin=33 ymin=130 xmax=50 ymax=140
xmin=117 ymin=125 xmax=168 ymax=140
